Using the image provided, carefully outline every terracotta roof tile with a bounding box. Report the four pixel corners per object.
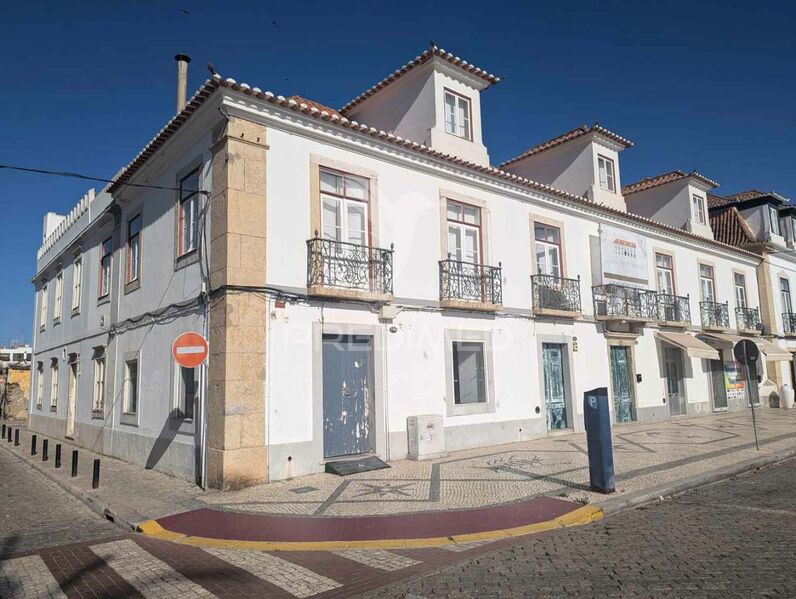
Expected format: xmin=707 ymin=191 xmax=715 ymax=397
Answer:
xmin=707 ymin=193 xmax=732 ymax=209
xmin=288 ymin=96 xmax=341 ymax=118
xmin=623 ymin=170 xmax=719 ymax=196
xmin=499 ymin=124 xmax=633 ymax=169
xmin=725 ymin=189 xmax=767 ymax=202
xmin=709 ymin=207 xmax=759 ymax=248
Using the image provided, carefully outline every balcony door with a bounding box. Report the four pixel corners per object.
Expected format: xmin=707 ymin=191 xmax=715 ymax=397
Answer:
xmin=534 ymin=224 xmax=561 ymax=278
xmin=447 ymin=200 xmax=481 ymax=265
xmin=734 ymin=273 xmax=747 ymax=308
xmin=655 ymin=253 xmax=675 ymax=295
xmin=321 ymin=169 xmax=368 ymax=246
xmin=699 ymin=264 xmax=715 ymax=302
xmin=780 ymin=278 xmax=792 ymax=313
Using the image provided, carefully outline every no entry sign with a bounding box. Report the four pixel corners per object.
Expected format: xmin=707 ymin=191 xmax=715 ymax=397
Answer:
xmin=172 ymin=332 xmax=209 ymax=368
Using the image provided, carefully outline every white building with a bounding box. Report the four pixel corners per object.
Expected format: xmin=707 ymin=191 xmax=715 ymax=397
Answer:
xmin=29 ymin=46 xmax=785 ymax=488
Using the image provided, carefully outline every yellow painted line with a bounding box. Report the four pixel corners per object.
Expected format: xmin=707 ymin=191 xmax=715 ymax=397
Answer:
xmin=137 ymin=504 xmax=605 ymax=552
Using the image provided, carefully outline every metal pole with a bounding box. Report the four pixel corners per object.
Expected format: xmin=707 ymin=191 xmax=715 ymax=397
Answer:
xmin=31 ymin=434 xmax=37 ymax=455
xmin=14 ymin=429 xmax=18 ymax=446
xmin=92 ymin=459 xmax=100 ymax=489
xmin=55 ymin=444 xmax=62 ymax=468
xmin=71 ymin=450 xmax=78 ymax=477
xmin=741 ymin=344 xmax=760 ymax=451
xmin=42 ymin=439 xmax=48 ymax=461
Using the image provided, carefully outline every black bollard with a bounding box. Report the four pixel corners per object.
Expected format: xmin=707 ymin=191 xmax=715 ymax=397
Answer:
xmin=71 ymin=450 xmax=78 ymax=477
xmin=55 ymin=444 xmax=62 ymax=468
xmin=31 ymin=434 xmax=37 ymax=455
xmin=6 ymin=427 xmax=10 ymax=442
xmin=2 ymin=424 xmax=5 ymax=437
xmin=92 ymin=459 xmax=100 ymax=489
xmin=42 ymin=439 xmax=49 ymax=461
xmin=14 ymin=429 xmax=19 ymax=446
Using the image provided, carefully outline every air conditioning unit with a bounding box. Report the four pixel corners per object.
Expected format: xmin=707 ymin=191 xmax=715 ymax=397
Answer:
xmin=407 ymin=414 xmax=445 ymax=460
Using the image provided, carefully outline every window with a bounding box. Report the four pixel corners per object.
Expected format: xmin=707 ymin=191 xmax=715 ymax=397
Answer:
xmin=444 ymin=90 xmax=472 ymax=140
xmin=769 ymin=205 xmax=781 ymax=236
xmin=655 ymin=253 xmax=675 ymax=295
xmin=534 ymin=223 xmax=562 ymax=277
xmin=124 ymin=360 xmax=139 ymax=415
xmin=781 ymin=278 xmax=792 ymax=313
xmin=791 ymin=217 xmax=796 ymax=242
xmin=452 ymin=341 xmax=486 ymax=405
xmin=734 ymin=273 xmax=747 ymax=308
xmin=92 ymin=355 xmax=106 ymax=413
xmin=99 ymin=238 xmax=112 ymax=298
xmin=39 ymin=282 xmax=48 ymax=329
xmin=446 ymin=200 xmax=481 ymax=264
xmin=699 ymin=264 xmax=715 ymax=302
xmin=179 ymin=168 xmax=201 ymax=256
xmin=53 ymin=271 xmax=63 ymax=323
xmin=320 ymin=168 xmax=369 ymax=246
xmin=597 ymin=155 xmax=616 ymax=192
xmin=36 ymin=363 xmax=43 ymax=408
xmin=126 ymin=214 xmax=142 ymax=283
xmin=72 ymin=256 xmax=82 ymax=312
xmin=692 ymin=195 xmax=706 ymax=225
xmin=50 ymin=362 xmax=58 ymax=410
xmin=175 ymin=366 xmax=197 ymax=420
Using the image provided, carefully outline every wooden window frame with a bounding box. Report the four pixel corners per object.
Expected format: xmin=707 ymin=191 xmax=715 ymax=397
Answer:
xmin=597 ymin=154 xmax=616 ymax=192
xmin=655 ymin=252 xmax=677 ymax=295
xmin=71 ymin=255 xmax=82 ymax=314
xmin=98 ymin=237 xmax=113 ymax=299
xmin=534 ymin=222 xmax=564 ymax=278
xmin=53 ymin=271 xmax=63 ymax=324
xmin=446 ymin=198 xmax=483 ymax=265
xmin=699 ymin=263 xmax=716 ymax=302
xmin=733 ymin=272 xmax=748 ymax=309
xmin=692 ymin=195 xmax=706 ymax=225
xmin=318 ymin=166 xmax=371 ymax=246
xmin=126 ymin=213 xmax=142 ymax=285
xmin=769 ymin=205 xmax=781 ymax=236
xmin=178 ymin=167 xmax=202 ymax=258
xmin=39 ymin=282 xmax=48 ymax=330
xmin=780 ymin=277 xmax=792 ymax=313
xmin=443 ymin=88 xmax=473 ymax=141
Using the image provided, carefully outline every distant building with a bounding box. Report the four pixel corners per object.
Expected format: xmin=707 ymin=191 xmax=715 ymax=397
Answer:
xmin=0 ymin=344 xmax=32 ymax=365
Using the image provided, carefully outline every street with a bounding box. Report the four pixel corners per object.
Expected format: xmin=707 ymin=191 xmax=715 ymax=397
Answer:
xmin=1 ymin=441 xmax=794 ymax=598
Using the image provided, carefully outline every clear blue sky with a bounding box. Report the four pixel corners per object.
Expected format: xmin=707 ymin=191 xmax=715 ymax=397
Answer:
xmin=1 ymin=0 xmax=794 ymax=344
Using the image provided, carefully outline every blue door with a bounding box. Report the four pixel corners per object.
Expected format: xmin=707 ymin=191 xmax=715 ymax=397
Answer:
xmin=610 ymin=346 xmax=635 ymax=423
xmin=322 ymin=334 xmax=375 ymax=458
xmin=542 ymin=343 xmax=568 ymax=430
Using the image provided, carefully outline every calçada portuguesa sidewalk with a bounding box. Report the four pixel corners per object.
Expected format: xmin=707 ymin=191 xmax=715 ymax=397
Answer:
xmin=1 ymin=409 xmax=794 ymax=550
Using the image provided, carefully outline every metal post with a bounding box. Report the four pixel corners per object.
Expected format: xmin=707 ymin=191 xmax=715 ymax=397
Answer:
xmin=71 ymin=450 xmax=78 ymax=477
xmin=2 ymin=424 xmax=5 ymax=437
xmin=55 ymin=444 xmax=62 ymax=468
xmin=42 ymin=439 xmax=49 ymax=461
xmin=14 ymin=429 xmax=19 ymax=446
xmin=745 ymin=360 xmax=760 ymax=451
xmin=31 ymin=434 xmax=37 ymax=455
xmin=92 ymin=459 xmax=100 ymax=489
xmin=6 ymin=427 xmax=11 ymax=442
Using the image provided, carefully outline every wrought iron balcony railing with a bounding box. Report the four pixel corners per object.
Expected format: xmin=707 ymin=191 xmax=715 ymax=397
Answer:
xmin=700 ymin=301 xmax=730 ymax=329
xmin=657 ymin=293 xmax=691 ymax=324
xmin=531 ymin=274 xmax=581 ymax=314
xmin=592 ymin=284 xmax=658 ymax=321
xmin=783 ymin=312 xmax=796 ymax=335
xmin=306 ymin=237 xmax=393 ymax=295
xmin=735 ymin=306 xmax=761 ymax=332
xmin=439 ymin=259 xmax=502 ymax=305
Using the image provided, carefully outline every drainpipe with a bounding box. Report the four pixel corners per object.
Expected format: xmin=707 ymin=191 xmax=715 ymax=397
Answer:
xmin=175 ymin=54 xmax=191 ymax=113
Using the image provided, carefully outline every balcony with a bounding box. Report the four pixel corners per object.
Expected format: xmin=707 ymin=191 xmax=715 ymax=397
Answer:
xmin=306 ymin=237 xmax=393 ymax=301
xmin=735 ymin=306 xmax=761 ymax=334
xmin=439 ymin=259 xmax=502 ymax=310
xmin=657 ymin=294 xmax=691 ymax=326
xmin=700 ymin=301 xmax=730 ymax=331
xmin=592 ymin=284 xmax=658 ymax=322
xmin=783 ymin=312 xmax=796 ymax=337
xmin=531 ymin=274 xmax=581 ymax=318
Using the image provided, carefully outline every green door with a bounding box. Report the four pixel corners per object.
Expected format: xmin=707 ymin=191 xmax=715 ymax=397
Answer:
xmin=709 ymin=360 xmax=728 ymax=411
xmin=542 ymin=343 xmax=568 ymax=430
xmin=610 ymin=346 xmax=635 ymax=423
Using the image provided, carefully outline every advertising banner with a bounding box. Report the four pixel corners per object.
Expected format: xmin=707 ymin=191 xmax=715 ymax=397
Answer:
xmin=724 ymin=362 xmax=745 ymax=400
xmin=600 ymin=224 xmax=649 ymax=286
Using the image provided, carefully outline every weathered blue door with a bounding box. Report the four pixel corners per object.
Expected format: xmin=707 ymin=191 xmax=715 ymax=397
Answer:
xmin=610 ymin=346 xmax=635 ymax=423
xmin=322 ymin=334 xmax=375 ymax=458
xmin=542 ymin=343 xmax=568 ymax=430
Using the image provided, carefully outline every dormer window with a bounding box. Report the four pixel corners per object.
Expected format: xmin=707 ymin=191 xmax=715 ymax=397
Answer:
xmin=597 ymin=155 xmax=616 ymax=192
xmin=769 ymin=205 xmax=781 ymax=236
xmin=692 ymin=195 xmax=706 ymax=225
xmin=444 ymin=90 xmax=471 ymax=140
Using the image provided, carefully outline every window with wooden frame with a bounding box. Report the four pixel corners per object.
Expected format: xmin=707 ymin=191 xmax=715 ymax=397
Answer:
xmin=734 ymin=273 xmax=747 ymax=308
xmin=98 ymin=238 xmax=113 ymax=298
xmin=53 ymin=271 xmax=63 ymax=323
xmin=534 ymin=223 xmax=562 ymax=278
xmin=92 ymin=351 xmax=106 ymax=413
xmin=178 ymin=168 xmax=201 ymax=256
xmin=36 ymin=363 xmax=44 ymax=408
xmin=71 ymin=255 xmax=82 ymax=313
xmin=780 ymin=278 xmax=792 ymax=313
xmin=124 ymin=359 xmax=139 ymax=415
xmin=319 ymin=168 xmax=369 ymax=246
xmin=39 ymin=282 xmax=48 ymax=329
xmin=446 ymin=200 xmax=481 ymax=265
xmin=699 ymin=264 xmax=716 ymax=302
xmin=50 ymin=361 xmax=58 ymax=410
xmin=655 ymin=253 xmax=675 ymax=295
xmin=692 ymin=195 xmax=706 ymax=225
xmin=597 ymin=155 xmax=616 ymax=192
xmin=126 ymin=214 xmax=142 ymax=284
xmin=444 ymin=90 xmax=472 ymax=140
xmin=769 ymin=205 xmax=781 ymax=236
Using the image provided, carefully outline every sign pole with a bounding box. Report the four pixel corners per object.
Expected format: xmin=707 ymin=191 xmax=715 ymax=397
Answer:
xmin=745 ymin=356 xmax=760 ymax=451
xmin=736 ymin=341 xmax=760 ymax=451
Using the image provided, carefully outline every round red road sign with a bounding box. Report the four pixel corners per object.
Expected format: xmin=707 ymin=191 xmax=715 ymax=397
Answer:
xmin=172 ymin=332 xmax=209 ymax=368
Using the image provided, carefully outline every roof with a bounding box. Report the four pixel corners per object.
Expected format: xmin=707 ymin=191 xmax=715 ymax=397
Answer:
xmin=709 ymin=207 xmax=759 ymax=248
xmin=339 ymin=44 xmax=500 ymax=114
xmin=499 ymin=124 xmax=633 ymax=169
xmin=288 ymin=96 xmax=341 ymax=119
xmin=622 ymin=170 xmax=719 ymax=196
xmin=707 ymin=193 xmax=731 ymax=209
xmin=725 ymin=189 xmax=789 ymax=204
xmin=108 ymin=73 xmax=760 ymax=263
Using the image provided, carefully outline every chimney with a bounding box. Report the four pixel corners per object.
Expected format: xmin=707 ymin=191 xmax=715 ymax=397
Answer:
xmin=174 ymin=54 xmax=191 ymax=113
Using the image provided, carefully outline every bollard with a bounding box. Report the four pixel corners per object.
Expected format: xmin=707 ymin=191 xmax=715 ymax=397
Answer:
xmin=42 ymin=439 xmax=49 ymax=462
xmin=31 ymin=434 xmax=37 ymax=456
xmin=14 ymin=429 xmax=19 ymax=446
xmin=71 ymin=450 xmax=78 ymax=477
xmin=6 ymin=427 xmax=10 ymax=442
xmin=92 ymin=459 xmax=100 ymax=489
xmin=55 ymin=444 xmax=62 ymax=468
xmin=2 ymin=424 xmax=5 ymax=437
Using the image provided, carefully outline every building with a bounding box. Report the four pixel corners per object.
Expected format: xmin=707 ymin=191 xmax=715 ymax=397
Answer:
xmin=29 ymin=46 xmax=787 ymax=489
xmin=0 ymin=344 xmax=32 ymax=365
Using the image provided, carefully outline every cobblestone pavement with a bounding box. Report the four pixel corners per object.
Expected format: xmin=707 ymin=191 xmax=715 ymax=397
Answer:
xmin=366 ymin=457 xmax=796 ymax=598
xmin=0 ymin=445 xmax=121 ymax=555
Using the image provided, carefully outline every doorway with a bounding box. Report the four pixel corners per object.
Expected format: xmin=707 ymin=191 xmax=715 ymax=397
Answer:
xmin=65 ymin=362 xmax=78 ymax=438
xmin=745 ymin=361 xmax=760 ymax=407
xmin=610 ymin=346 xmax=635 ymax=423
xmin=321 ymin=334 xmax=375 ymax=459
xmin=542 ymin=343 xmax=568 ymax=430
xmin=709 ymin=359 xmax=728 ymax=411
xmin=664 ymin=347 xmax=686 ymax=416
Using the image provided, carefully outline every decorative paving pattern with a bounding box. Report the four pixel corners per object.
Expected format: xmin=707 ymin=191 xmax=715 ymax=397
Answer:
xmin=333 ymin=549 xmax=421 ymax=571
xmin=0 ymin=555 xmax=67 ymax=599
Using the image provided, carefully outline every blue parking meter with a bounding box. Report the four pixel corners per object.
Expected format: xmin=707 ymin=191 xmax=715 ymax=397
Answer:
xmin=583 ymin=387 xmax=615 ymax=493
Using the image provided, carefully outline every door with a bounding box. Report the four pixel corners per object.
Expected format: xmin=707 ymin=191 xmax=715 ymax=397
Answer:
xmin=709 ymin=360 xmax=728 ymax=411
xmin=664 ymin=347 xmax=686 ymax=416
xmin=746 ymin=361 xmax=760 ymax=407
xmin=542 ymin=343 xmax=568 ymax=430
xmin=610 ymin=346 xmax=635 ymax=423
xmin=65 ymin=363 xmax=78 ymax=437
xmin=322 ymin=334 xmax=375 ymax=459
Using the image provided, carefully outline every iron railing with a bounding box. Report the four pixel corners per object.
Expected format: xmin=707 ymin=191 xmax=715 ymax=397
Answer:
xmin=306 ymin=237 xmax=393 ymax=294
xmin=657 ymin=293 xmax=691 ymax=324
xmin=531 ymin=274 xmax=581 ymax=314
xmin=592 ymin=284 xmax=658 ymax=320
xmin=735 ymin=306 xmax=761 ymax=331
xmin=439 ymin=259 xmax=502 ymax=305
xmin=783 ymin=312 xmax=796 ymax=335
xmin=700 ymin=301 xmax=730 ymax=329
